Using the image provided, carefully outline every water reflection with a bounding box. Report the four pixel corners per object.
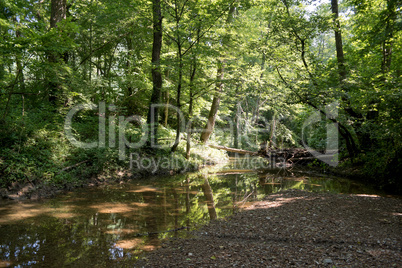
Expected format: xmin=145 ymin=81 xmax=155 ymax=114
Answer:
xmin=0 ymin=159 xmax=385 ymax=266
xmin=201 ymin=177 xmax=217 ymax=220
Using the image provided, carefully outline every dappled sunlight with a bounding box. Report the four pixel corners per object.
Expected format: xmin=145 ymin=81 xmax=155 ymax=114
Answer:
xmin=90 ymin=203 xmax=139 ymax=214
xmin=0 ymin=260 xmax=12 ymax=268
xmin=0 ymin=203 xmax=53 ymax=224
xmin=0 ymin=201 xmax=82 ymax=224
xmin=351 ymin=194 xmax=381 ymax=198
xmin=141 ymin=244 xmax=160 ymax=252
xmin=51 ymin=212 xmax=77 ymax=219
xmin=237 ymin=201 xmax=255 ymax=208
xmin=130 ymin=202 xmax=151 ymax=207
xmin=126 ymin=186 xmax=162 ymax=193
xmin=114 ymin=238 xmax=144 ymax=249
xmin=248 ymin=196 xmax=309 ymax=210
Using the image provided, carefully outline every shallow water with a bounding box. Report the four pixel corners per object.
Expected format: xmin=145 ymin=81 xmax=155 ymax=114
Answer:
xmin=0 ymin=158 xmax=384 ymax=267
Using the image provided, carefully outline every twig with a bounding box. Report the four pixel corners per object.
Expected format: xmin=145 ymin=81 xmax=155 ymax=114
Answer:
xmin=58 ymin=160 xmax=89 ymax=174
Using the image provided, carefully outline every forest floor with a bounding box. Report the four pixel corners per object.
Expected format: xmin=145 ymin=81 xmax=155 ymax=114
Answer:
xmin=135 ymin=189 xmax=402 ymax=267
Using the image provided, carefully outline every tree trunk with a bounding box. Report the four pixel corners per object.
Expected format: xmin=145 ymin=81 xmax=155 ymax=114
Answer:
xmin=200 ymin=5 xmax=237 ymax=143
xmin=331 ymin=0 xmax=346 ymax=82
xmin=268 ymin=112 xmax=276 ymax=148
xmin=234 ymin=101 xmax=240 ymax=148
xmin=164 ymin=90 xmax=169 ymax=127
xmin=331 ymin=0 xmax=363 ymax=157
xmin=381 ymin=0 xmax=397 ymax=73
xmin=186 ymin=56 xmax=197 ymax=159
xmin=146 ymin=0 xmax=163 ymax=148
xmin=50 ymin=0 xmax=66 ymax=28
xmin=15 ymin=28 xmax=25 ymax=92
xmin=171 ymin=41 xmax=183 ymax=152
xmin=48 ymin=0 xmax=66 ymax=105
xmin=253 ymin=51 xmax=266 ymax=124
xmin=200 ymin=62 xmax=224 ymax=143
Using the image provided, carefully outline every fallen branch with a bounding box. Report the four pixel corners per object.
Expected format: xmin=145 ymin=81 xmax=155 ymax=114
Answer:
xmin=58 ymin=160 xmax=89 ymax=174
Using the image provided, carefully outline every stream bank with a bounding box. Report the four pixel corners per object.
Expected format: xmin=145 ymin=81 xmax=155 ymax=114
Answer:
xmin=0 ymin=146 xmax=227 ymax=202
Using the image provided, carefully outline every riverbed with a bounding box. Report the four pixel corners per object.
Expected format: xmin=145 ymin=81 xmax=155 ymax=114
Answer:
xmin=0 ymin=158 xmax=387 ymax=267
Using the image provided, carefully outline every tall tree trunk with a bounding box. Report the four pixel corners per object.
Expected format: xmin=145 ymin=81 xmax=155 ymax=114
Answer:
xmin=186 ymin=57 xmax=197 ymax=159
xmin=381 ymin=0 xmax=397 ymax=74
xmin=146 ymin=0 xmax=163 ymax=148
xmin=331 ymin=0 xmax=346 ymax=82
xmin=234 ymin=101 xmax=240 ymax=148
xmin=200 ymin=6 xmax=237 ymax=143
xmin=50 ymin=0 xmax=66 ymax=28
xmin=253 ymin=51 xmax=266 ymax=125
xmin=161 ymin=69 xmax=170 ymax=127
xmin=200 ymin=62 xmax=224 ymax=143
xmin=164 ymin=90 xmax=169 ymax=127
xmin=48 ymin=0 xmax=67 ymax=105
xmin=331 ymin=0 xmax=362 ymax=157
xmin=171 ymin=41 xmax=183 ymax=152
xmin=15 ymin=28 xmax=25 ymax=92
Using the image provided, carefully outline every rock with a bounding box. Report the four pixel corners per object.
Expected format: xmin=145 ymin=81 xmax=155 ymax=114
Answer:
xmin=323 ymin=258 xmax=333 ymax=264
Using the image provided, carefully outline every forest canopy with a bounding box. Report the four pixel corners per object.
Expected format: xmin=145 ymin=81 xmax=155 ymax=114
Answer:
xmin=0 ymin=0 xmax=401 ymax=192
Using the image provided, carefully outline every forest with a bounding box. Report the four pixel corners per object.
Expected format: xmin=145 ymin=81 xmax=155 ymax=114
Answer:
xmin=0 ymin=0 xmax=401 ymax=193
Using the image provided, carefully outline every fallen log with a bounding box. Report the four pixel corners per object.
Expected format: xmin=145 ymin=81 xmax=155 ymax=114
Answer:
xmin=208 ymin=144 xmax=319 ymax=165
xmin=208 ymin=144 xmax=258 ymax=156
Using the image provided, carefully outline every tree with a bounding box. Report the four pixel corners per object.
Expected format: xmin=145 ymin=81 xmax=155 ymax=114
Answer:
xmin=146 ymin=0 xmax=163 ymax=148
xmin=200 ymin=5 xmax=237 ymax=143
xmin=48 ymin=0 xmax=67 ymax=105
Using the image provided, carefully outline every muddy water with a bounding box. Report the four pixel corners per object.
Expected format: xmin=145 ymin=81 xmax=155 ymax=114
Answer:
xmin=0 ymin=158 xmax=383 ymax=267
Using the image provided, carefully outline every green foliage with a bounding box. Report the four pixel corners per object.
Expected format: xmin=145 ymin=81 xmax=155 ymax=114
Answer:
xmin=0 ymin=0 xmax=400 ymax=192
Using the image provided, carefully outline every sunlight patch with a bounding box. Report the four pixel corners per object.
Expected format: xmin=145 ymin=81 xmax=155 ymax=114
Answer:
xmin=90 ymin=203 xmax=136 ymax=214
xmin=114 ymin=238 xmax=143 ymax=249
xmin=126 ymin=186 xmax=162 ymax=193
xmin=352 ymin=194 xmax=380 ymax=198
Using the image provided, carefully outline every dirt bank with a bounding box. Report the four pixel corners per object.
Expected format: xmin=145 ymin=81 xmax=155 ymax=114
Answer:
xmin=135 ymin=189 xmax=402 ymax=267
xmin=0 ymin=166 xmax=194 ymax=202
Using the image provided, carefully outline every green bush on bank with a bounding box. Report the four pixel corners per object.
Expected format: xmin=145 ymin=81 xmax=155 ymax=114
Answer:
xmin=0 ymin=108 xmax=227 ymax=189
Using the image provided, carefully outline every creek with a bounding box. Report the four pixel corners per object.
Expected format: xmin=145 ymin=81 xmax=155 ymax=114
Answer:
xmin=0 ymin=157 xmax=383 ymax=267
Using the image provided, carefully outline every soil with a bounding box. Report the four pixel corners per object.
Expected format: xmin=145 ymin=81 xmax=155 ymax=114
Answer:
xmin=135 ymin=189 xmax=402 ymax=267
